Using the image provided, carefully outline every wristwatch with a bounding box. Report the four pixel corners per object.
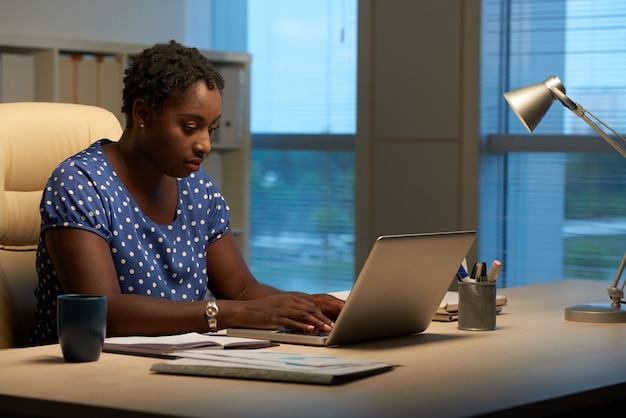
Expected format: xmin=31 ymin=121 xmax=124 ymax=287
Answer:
xmin=203 ymin=292 xmax=219 ymax=332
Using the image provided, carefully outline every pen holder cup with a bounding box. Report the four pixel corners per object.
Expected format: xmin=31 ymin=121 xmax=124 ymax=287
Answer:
xmin=457 ymin=281 xmax=496 ymax=331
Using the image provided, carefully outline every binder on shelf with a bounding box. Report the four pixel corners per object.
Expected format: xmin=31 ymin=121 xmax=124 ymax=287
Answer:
xmin=0 ymin=53 xmax=35 ymax=101
xmin=212 ymin=66 xmax=245 ymax=146
xmin=58 ymin=52 xmax=123 ymax=122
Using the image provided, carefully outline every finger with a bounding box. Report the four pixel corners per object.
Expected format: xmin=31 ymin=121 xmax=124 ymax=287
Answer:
xmin=273 ymin=301 xmax=332 ymax=332
xmin=307 ymin=294 xmax=344 ymax=321
xmin=266 ymin=294 xmax=335 ymax=332
xmin=294 ymin=304 xmax=334 ymax=332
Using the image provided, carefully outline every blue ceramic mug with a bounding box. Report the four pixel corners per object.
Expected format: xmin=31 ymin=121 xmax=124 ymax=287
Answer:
xmin=57 ymin=294 xmax=107 ymax=362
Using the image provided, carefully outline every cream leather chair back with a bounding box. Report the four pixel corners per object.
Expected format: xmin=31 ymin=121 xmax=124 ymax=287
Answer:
xmin=0 ymin=102 xmax=122 ymax=347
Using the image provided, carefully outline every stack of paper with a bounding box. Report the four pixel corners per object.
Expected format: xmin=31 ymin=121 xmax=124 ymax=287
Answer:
xmin=331 ymin=289 xmax=507 ymax=322
xmin=150 ymin=349 xmax=394 ymax=385
xmin=103 ymin=332 xmax=275 ymax=357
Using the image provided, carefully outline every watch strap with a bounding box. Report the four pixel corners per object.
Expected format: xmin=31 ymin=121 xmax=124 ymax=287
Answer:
xmin=203 ymin=292 xmax=219 ymax=332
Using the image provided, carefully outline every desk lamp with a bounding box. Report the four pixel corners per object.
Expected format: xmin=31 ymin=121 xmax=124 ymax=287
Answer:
xmin=503 ymin=75 xmax=626 ymax=323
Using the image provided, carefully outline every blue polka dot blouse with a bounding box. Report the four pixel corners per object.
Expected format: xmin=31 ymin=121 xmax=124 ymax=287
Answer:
xmin=27 ymin=139 xmax=230 ymax=345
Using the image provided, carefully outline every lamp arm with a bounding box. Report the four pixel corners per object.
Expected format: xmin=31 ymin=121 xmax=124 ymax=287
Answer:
xmin=580 ymin=111 xmax=626 ymax=159
xmin=608 ymin=253 xmax=626 ymax=308
xmin=549 ymin=87 xmax=626 ymax=159
xmin=550 ymin=85 xmax=626 ymax=307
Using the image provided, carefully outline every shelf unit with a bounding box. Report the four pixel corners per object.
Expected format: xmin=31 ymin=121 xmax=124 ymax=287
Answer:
xmin=0 ymin=34 xmax=251 ymax=259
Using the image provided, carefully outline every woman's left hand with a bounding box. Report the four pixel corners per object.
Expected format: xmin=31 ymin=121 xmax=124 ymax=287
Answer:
xmin=295 ymin=293 xmax=345 ymax=322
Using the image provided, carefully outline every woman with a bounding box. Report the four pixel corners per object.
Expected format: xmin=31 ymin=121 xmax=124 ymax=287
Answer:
xmin=27 ymin=40 xmax=343 ymax=346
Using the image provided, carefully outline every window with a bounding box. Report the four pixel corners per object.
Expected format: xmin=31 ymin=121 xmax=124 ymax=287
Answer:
xmin=480 ymin=0 xmax=626 ymax=288
xmin=211 ymin=0 xmax=626 ymax=292
xmin=212 ymin=0 xmax=358 ymax=293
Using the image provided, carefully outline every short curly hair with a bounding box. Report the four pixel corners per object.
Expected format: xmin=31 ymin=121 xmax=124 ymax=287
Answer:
xmin=121 ymin=40 xmax=225 ymax=124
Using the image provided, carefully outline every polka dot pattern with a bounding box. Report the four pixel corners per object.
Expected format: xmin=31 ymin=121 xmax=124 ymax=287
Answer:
xmin=27 ymin=139 xmax=230 ymax=345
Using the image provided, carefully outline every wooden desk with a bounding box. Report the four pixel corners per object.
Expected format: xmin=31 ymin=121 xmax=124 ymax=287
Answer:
xmin=1 ymin=280 xmax=625 ymax=418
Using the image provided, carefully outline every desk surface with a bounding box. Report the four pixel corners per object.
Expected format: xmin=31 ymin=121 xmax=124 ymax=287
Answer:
xmin=1 ymin=280 xmax=626 ymax=418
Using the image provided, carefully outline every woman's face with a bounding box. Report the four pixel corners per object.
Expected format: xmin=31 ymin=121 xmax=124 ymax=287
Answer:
xmin=141 ymin=81 xmax=222 ymax=179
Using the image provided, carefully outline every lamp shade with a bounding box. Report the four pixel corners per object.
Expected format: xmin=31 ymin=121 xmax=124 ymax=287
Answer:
xmin=503 ymin=76 xmax=566 ymax=132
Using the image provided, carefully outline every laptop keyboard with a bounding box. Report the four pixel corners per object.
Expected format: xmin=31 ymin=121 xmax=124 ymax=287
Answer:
xmin=276 ymin=328 xmax=330 ymax=337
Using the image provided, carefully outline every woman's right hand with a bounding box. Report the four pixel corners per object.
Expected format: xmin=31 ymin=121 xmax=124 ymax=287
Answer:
xmin=223 ymin=293 xmax=336 ymax=333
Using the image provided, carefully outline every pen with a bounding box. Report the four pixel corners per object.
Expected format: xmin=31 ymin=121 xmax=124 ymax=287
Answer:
xmin=457 ymin=265 xmax=468 ymax=280
xmin=473 ymin=262 xmax=482 ymax=282
xmin=480 ymin=262 xmax=488 ymax=282
xmin=487 ymin=260 xmax=502 ymax=282
xmin=457 ymin=264 xmax=473 ymax=283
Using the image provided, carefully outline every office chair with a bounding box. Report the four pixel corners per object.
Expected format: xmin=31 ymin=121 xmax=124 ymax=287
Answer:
xmin=0 ymin=102 xmax=122 ymax=348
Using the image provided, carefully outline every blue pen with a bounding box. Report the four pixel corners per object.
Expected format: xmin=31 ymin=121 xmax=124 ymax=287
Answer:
xmin=457 ymin=265 xmax=469 ymax=281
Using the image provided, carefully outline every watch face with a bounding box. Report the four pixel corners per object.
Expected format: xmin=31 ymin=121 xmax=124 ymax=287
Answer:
xmin=206 ymin=306 xmax=218 ymax=316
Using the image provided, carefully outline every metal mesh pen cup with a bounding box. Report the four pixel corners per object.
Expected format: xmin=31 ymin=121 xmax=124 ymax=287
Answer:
xmin=457 ymin=281 xmax=497 ymax=331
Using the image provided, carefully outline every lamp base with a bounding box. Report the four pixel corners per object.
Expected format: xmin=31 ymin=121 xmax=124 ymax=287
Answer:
xmin=564 ymin=303 xmax=626 ymax=323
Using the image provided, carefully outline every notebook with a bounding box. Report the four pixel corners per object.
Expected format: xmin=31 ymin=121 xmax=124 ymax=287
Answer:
xmin=227 ymin=230 xmax=476 ymax=346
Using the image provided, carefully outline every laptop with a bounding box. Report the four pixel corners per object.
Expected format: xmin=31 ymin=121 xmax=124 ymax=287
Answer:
xmin=227 ymin=230 xmax=476 ymax=347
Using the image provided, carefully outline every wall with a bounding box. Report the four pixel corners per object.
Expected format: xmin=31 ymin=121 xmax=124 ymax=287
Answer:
xmin=355 ymin=0 xmax=481 ymax=270
xmin=0 ymin=0 xmax=213 ymax=49
xmin=0 ymin=0 xmax=482 ymax=274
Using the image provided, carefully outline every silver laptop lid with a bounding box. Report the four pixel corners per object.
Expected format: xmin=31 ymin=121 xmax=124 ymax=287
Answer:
xmin=325 ymin=230 xmax=475 ymax=346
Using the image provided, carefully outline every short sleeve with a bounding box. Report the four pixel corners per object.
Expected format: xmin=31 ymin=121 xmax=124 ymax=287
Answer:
xmin=40 ymin=159 xmax=115 ymax=243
